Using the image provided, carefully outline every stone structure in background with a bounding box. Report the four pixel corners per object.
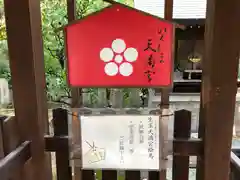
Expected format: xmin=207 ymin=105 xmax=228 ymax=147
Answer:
xmin=0 ymin=78 xmax=9 ymax=107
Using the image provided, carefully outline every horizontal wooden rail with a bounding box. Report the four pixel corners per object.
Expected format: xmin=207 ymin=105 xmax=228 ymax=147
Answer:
xmin=174 ymin=138 xmax=202 ymax=156
xmin=231 ymin=151 xmax=240 ymax=180
xmin=231 ymin=151 xmax=240 ymax=170
xmin=44 ymin=135 xmax=203 ymax=156
xmin=0 ymin=141 xmax=31 ymax=180
xmin=44 ymin=135 xmax=69 ymax=152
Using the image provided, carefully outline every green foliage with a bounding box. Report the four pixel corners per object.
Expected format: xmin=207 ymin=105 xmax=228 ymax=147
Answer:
xmin=0 ymin=0 xmax=138 ymax=103
xmin=41 ymin=0 xmax=108 ymax=101
xmin=116 ymin=0 xmax=134 ymax=6
xmin=0 ymin=59 xmax=10 ymax=88
xmin=41 ymin=0 xmax=67 ymax=101
xmin=0 ymin=1 xmax=9 ymax=86
xmin=41 ymin=0 xmax=134 ymax=102
xmin=0 ymin=0 xmax=6 ymax=40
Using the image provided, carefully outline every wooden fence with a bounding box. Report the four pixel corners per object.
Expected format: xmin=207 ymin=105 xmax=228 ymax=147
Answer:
xmin=231 ymin=148 xmax=240 ymax=180
xmin=64 ymin=88 xmax=146 ymax=108
xmin=0 ymin=108 xmax=239 ymax=180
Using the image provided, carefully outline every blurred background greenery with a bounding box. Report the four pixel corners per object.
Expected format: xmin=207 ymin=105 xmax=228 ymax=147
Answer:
xmin=0 ymin=0 xmax=144 ymax=106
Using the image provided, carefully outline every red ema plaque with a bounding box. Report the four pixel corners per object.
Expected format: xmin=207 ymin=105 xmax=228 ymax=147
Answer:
xmin=65 ymin=3 xmax=174 ymax=88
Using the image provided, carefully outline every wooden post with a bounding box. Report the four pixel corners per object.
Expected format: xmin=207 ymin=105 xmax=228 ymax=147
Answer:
xmin=161 ymin=0 xmax=173 ymax=106
xmin=67 ymin=0 xmax=76 ymax=22
xmin=148 ymin=0 xmax=174 ymax=179
xmin=67 ymin=0 xmax=82 ymax=108
xmin=164 ymin=0 xmax=173 ymax=20
xmin=159 ymin=0 xmax=173 ymax=180
xmin=3 ymin=0 xmax=51 ymax=179
xmin=172 ymin=110 xmax=191 ymax=180
xmin=0 ymin=119 xmax=4 ymax=159
xmin=66 ymin=2 xmax=83 ymax=180
xmin=53 ymin=109 xmax=72 ymax=180
xmin=200 ymin=0 xmax=240 ymax=180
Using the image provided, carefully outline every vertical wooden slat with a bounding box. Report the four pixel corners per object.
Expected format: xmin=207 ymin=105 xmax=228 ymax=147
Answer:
xmin=200 ymin=0 xmax=240 ymax=180
xmin=102 ymin=170 xmax=118 ymax=180
xmin=1 ymin=117 xmax=22 ymax=155
xmin=172 ymin=110 xmax=191 ymax=180
xmin=82 ymin=170 xmax=95 ymax=180
xmin=0 ymin=118 xmax=4 ymax=159
xmin=67 ymin=0 xmax=76 ymax=21
xmin=3 ymin=0 xmax=51 ymax=179
xmin=148 ymin=171 xmax=159 ymax=180
xmin=164 ymin=0 xmax=173 ymax=20
xmin=72 ymin=110 xmax=83 ymax=180
xmin=231 ymin=166 xmax=240 ymax=180
xmin=53 ymin=108 xmax=72 ymax=180
xmin=125 ymin=171 xmax=140 ymax=180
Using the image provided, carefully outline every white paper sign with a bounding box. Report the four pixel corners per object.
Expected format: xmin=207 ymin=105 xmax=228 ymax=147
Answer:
xmin=79 ymin=115 xmax=164 ymax=170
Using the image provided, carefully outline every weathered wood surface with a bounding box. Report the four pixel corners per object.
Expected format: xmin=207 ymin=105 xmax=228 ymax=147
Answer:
xmin=53 ymin=109 xmax=72 ymax=180
xmin=200 ymin=0 xmax=240 ymax=180
xmin=0 ymin=141 xmax=31 ymax=180
xmin=173 ymin=110 xmax=191 ymax=180
xmin=4 ymin=0 xmax=52 ymax=179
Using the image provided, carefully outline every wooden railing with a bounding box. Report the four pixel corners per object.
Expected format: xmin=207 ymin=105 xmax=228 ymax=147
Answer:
xmin=4 ymin=108 xmax=240 ymax=180
xmin=230 ymin=148 xmax=240 ymax=180
xmin=0 ymin=116 xmax=31 ymax=179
